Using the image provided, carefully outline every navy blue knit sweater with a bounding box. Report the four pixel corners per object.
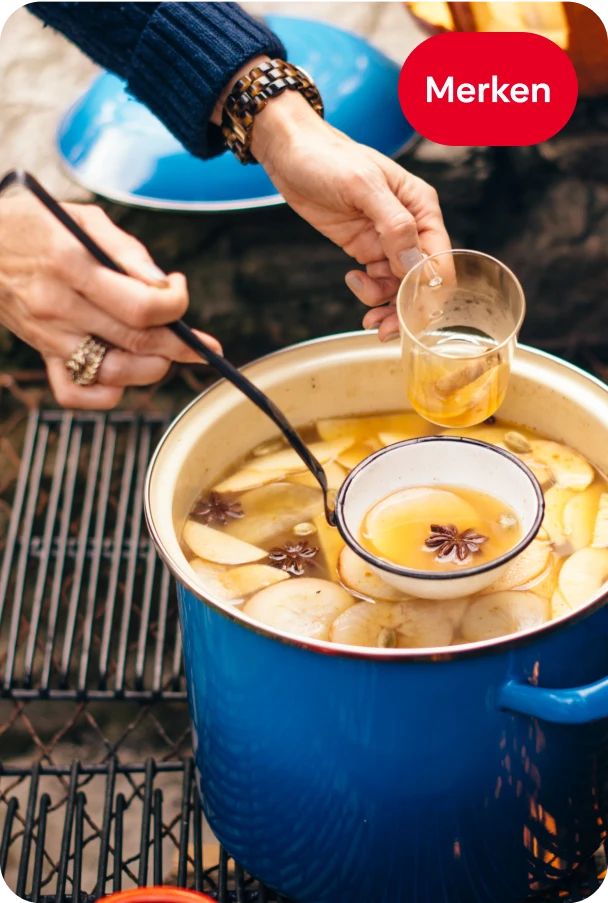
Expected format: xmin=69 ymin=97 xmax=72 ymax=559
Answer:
xmin=29 ymin=2 xmax=286 ymax=158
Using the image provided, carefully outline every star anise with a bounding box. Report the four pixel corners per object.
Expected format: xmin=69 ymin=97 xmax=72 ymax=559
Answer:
xmin=191 ymin=491 xmax=244 ymax=526
xmin=268 ymin=541 xmax=319 ymax=576
xmin=424 ymin=523 xmax=488 ymax=564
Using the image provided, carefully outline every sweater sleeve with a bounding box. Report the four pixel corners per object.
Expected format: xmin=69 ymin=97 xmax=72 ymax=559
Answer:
xmin=28 ymin=2 xmax=286 ymax=158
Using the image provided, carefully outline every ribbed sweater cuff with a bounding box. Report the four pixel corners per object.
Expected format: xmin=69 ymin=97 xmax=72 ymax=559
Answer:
xmin=127 ymin=2 xmax=286 ymax=158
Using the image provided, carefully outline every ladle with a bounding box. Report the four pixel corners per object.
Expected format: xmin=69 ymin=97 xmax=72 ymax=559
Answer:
xmin=0 ymin=170 xmax=335 ymax=524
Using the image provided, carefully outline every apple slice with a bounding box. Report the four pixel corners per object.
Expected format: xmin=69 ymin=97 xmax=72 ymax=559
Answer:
xmin=316 ymin=413 xmax=431 ymax=443
xmin=551 ymin=588 xmax=574 ymax=619
xmin=525 ymin=461 xmax=555 ymax=492
xmin=440 ymin=424 xmax=510 ymax=446
xmin=183 ymin=520 xmax=266 ymax=565
xmin=529 ymin=439 xmax=594 ymax=491
xmin=480 ymin=540 xmax=551 ymax=594
xmin=461 ymin=591 xmax=550 ymax=643
xmin=337 ymin=545 xmax=407 ymax=602
xmin=289 ymin=461 xmax=347 ymax=491
xmin=558 ymin=547 xmax=608 ymax=609
xmin=542 ymin=486 xmax=576 ymax=555
xmin=189 ymin=560 xmax=288 ymax=602
xmin=188 ymin=559 xmax=234 ymax=603
xmin=213 ymin=467 xmax=287 ymax=493
xmin=225 ymin=482 xmax=322 ymax=545
xmin=377 ymin=432 xmax=414 ymax=448
xmin=314 ymin=512 xmax=345 ymax=577
xmin=524 ymin=554 xmax=560 ymax=600
xmin=243 ymin=577 xmax=354 ymax=640
xmin=330 ymin=599 xmax=454 ymax=648
xmin=337 ymin=441 xmax=380 ymax=471
xmin=592 ymin=493 xmax=608 ymax=548
xmin=249 ymin=438 xmax=353 ymax=474
xmin=562 ymin=483 xmax=603 ymax=552
xmin=220 ymin=564 xmax=289 ymax=598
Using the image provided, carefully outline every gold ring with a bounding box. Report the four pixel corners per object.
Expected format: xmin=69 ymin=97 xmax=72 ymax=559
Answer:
xmin=65 ymin=334 xmax=110 ymax=386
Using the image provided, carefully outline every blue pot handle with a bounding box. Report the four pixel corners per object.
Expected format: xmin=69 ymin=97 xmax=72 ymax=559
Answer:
xmin=499 ymin=676 xmax=608 ymax=724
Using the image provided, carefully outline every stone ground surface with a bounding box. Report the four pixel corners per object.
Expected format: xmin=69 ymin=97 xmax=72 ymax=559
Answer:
xmin=0 ymin=2 xmax=607 ymax=893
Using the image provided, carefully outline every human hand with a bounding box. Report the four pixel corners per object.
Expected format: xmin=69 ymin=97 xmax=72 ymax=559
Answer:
xmin=252 ymin=91 xmax=451 ymax=341
xmin=0 ymin=196 xmax=222 ymax=409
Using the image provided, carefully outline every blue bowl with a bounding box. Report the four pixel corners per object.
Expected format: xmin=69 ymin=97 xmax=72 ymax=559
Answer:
xmin=57 ymin=15 xmax=415 ymax=211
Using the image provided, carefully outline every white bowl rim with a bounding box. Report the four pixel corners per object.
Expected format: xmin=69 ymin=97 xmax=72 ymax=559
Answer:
xmin=333 ymin=436 xmax=545 ymax=582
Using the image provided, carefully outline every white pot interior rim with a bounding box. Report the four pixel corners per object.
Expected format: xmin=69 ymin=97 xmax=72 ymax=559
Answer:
xmin=144 ymin=332 xmax=608 ymax=662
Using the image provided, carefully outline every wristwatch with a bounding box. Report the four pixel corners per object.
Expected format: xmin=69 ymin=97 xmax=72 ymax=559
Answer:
xmin=222 ymin=59 xmax=324 ymax=164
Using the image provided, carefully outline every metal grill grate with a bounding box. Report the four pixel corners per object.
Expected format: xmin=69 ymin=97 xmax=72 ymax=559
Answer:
xmin=0 ymin=759 xmax=291 ymax=902
xmin=0 ymin=410 xmax=184 ymax=701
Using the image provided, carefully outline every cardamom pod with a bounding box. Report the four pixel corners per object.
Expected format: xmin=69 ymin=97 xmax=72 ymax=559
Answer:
xmin=504 ymin=431 xmax=532 ymax=454
xmin=378 ymin=627 xmax=397 ymax=648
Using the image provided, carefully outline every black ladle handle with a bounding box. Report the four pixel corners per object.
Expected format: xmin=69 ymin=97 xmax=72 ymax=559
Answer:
xmin=0 ymin=169 xmax=334 ymax=524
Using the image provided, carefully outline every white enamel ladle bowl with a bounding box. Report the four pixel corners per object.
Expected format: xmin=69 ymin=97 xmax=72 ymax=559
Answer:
xmin=333 ymin=436 xmax=545 ymax=600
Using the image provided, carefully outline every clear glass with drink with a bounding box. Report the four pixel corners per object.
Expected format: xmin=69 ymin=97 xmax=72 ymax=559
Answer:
xmin=397 ymin=250 xmax=525 ymax=428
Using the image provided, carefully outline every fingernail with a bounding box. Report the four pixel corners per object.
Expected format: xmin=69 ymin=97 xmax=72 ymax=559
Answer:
xmin=345 ymin=273 xmax=363 ymax=293
xmin=134 ymin=261 xmax=169 ymax=287
xmin=399 ymin=248 xmax=423 ymax=272
xmin=380 ymin=332 xmax=400 ymax=343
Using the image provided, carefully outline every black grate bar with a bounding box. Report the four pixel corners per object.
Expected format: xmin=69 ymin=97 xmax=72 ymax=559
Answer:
xmin=135 ymin=542 xmax=159 ymax=691
xmin=0 ymin=796 xmax=19 ymax=875
xmin=3 ymin=422 xmax=49 ymax=691
xmin=0 ymin=409 xmax=39 ymax=624
xmin=36 ymin=419 xmax=82 ymax=690
xmin=16 ymin=761 xmax=40 ymax=898
xmin=114 ymin=422 xmax=152 ymax=693
xmin=113 ymin=793 xmax=125 ymax=894
xmin=234 ymin=863 xmax=246 ymax=903
xmin=137 ymin=758 xmax=155 ymax=887
xmin=4 ymin=688 xmax=187 ymax=701
xmin=55 ymin=761 xmax=79 ymax=903
xmin=218 ymin=847 xmax=228 ymax=902
xmin=59 ymin=416 xmax=105 ymax=690
xmin=76 ymin=420 xmax=115 ymax=694
xmin=153 ymin=789 xmax=163 ymax=887
xmin=192 ymin=787 xmax=203 ymax=893
xmin=98 ymin=420 xmax=138 ymax=689
xmin=31 ymin=793 xmax=50 ymax=903
xmin=171 ymin=619 xmax=183 ymax=693
xmin=177 ymin=759 xmax=193 ymax=888
xmin=153 ymin=565 xmax=172 ymax=695
xmin=94 ymin=758 xmax=116 ymax=900
xmin=72 ymin=792 xmax=86 ymax=903
xmin=22 ymin=413 xmax=74 ymax=689
xmin=2 ymin=410 xmax=183 ymax=699
xmin=1 ymin=763 xmax=186 ymax=777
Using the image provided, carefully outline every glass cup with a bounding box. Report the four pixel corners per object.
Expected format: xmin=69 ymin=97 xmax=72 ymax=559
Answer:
xmin=397 ymin=250 xmax=525 ymax=429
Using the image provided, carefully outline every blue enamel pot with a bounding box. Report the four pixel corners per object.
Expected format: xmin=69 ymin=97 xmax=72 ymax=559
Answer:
xmin=145 ymin=333 xmax=608 ymax=903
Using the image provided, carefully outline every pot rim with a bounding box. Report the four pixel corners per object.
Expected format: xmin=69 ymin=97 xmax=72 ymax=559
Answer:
xmin=144 ymin=331 xmax=608 ymax=663
xmin=333 ymin=436 xmax=545 ymax=581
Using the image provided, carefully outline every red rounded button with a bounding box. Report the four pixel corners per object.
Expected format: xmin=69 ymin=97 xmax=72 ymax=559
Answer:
xmin=399 ymin=32 xmax=579 ymax=146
